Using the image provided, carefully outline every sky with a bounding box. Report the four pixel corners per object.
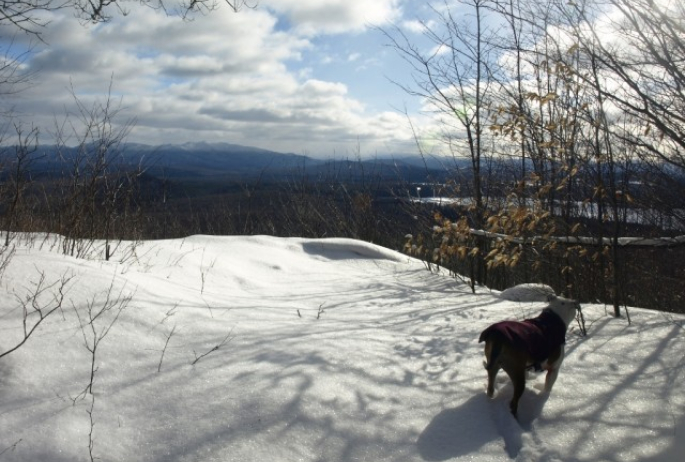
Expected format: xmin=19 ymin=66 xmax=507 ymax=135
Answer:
xmin=1 ymin=233 xmax=683 ymax=461
xmin=0 ymin=0 xmax=448 ymax=157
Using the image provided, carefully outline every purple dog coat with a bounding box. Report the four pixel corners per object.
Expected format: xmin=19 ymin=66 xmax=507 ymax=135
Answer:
xmin=479 ymin=309 xmax=567 ymax=363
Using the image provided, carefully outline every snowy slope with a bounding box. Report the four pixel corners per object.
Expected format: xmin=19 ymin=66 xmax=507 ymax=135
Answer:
xmin=0 ymin=234 xmax=683 ymax=461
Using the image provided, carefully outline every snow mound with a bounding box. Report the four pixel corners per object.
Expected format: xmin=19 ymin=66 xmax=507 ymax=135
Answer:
xmin=499 ymin=283 xmax=556 ymax=302
xmin=299 ymin=237 xmax=408 ymax=262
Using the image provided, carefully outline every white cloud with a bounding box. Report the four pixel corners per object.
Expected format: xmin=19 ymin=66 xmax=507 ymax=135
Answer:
xmin=401 ymin=19 xmax=435 ymax=34
xmin=262 ymin=0 xmax=402 ymax=35
xmin=6 ymin=4 xmax=415 ymax=156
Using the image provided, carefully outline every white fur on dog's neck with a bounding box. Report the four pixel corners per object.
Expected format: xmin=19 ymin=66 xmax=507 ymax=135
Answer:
xmin=546 ymin=294 xmax=579 ymax=327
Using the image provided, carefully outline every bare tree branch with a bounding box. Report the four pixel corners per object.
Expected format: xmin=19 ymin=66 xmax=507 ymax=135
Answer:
xmin=0 ymin=0 xmax=256 ymax=37
xmin=0 ymin=271 xmax=73 ymax=359
xmin=191 ymin=327 xmax=234 ymax=365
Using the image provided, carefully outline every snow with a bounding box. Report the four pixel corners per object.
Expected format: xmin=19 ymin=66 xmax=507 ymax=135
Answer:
xmin=499 ymin=284 xmax=556 ymax=302
xmin=1 ymin=234 xmax=683 ymax=461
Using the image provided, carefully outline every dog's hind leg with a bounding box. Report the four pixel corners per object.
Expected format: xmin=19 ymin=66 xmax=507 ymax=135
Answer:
xmin=483 ymin=338 xmax=501 ymax=398
xmin=486 ymin=363 xmax=499 ymax=398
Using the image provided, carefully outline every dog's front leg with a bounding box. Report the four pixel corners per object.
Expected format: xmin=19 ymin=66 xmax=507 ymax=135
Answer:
xmin=543 ymin=346 xmax=565 ymax=392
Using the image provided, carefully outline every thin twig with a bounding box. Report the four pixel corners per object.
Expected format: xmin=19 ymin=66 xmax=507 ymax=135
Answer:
xmin=191 ymin=328 xmax=235 ymax=366
xmin=158 ymin=325 xmax=177 ymax=373
xmin=0 ymin=439 xmax=22 ymax=457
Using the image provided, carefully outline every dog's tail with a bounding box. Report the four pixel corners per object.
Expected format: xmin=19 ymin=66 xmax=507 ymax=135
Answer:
xmin=480 ymin=330 xmax=504 ymax=371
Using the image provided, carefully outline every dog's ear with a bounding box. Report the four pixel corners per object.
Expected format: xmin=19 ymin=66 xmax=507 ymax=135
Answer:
xmin=547 ymin=293 xmax=557 ymax=302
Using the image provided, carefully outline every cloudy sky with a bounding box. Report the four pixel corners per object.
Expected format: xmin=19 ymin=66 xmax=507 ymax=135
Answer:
xmin=1 ymin=0 xmax=447 ymax=157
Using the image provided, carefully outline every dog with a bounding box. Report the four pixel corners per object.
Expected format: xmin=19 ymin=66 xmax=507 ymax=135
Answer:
xmin=478 ymin=294 xmax=580 ymax=418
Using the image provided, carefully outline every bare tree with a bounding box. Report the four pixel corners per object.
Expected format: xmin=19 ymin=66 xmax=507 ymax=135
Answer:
xmin=1 ymin=0 xmax=255 ymax=36
xmin=51 ymin=81 xmax=137 ymax=258
xmin=1 ymin=125 xmax=40 ymax=246
xmin=0 ymin=36 xmax=35 ymax=103
xmin=385 ymin=0 xmax=501 ymax=288
xmin=394 ymin=0 xmax=685 ymax=312
xmin=566 ymin=0 xmax=685 ymax=172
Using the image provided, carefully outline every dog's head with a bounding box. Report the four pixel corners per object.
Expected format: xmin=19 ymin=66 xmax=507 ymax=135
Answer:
xmin=546 ymin=294 xmax=581 ymax=327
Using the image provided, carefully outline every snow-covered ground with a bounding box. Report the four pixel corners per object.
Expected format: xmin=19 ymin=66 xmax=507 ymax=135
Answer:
xmin=0 ymin=234 xmax=683 ymax=461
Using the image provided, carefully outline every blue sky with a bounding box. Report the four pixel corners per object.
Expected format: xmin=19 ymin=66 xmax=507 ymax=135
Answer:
xmin=1 ymin=0 xmax=441 ymax=157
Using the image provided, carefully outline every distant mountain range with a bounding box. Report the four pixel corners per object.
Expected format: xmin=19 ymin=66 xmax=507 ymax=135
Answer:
xmin=122 ymin=141 xmax=312 ymax=178
xmin=24 ymin=141 xmax=463 ymax=182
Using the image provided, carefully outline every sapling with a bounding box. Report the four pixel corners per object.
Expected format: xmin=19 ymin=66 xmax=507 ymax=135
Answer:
xmin=73 ymin=276 xmax=132 ymax=396
xmin=0 ymin=271 xmax=73 ymax=359
xmin=158 ymin=324 xmax=177 ymax=373
xmin=71 ymin=276 xmax=133 ymax=461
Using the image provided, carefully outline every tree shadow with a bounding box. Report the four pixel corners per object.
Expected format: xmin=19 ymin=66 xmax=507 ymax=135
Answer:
xmin=640 ymin=410 xmax=685 ymax=462
xmin=559 ymin=319 xmax=685 ymax=461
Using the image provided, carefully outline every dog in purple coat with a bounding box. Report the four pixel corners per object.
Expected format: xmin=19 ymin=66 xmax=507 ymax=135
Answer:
xmin=479 ymin=294 xmax=580 ymax=418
